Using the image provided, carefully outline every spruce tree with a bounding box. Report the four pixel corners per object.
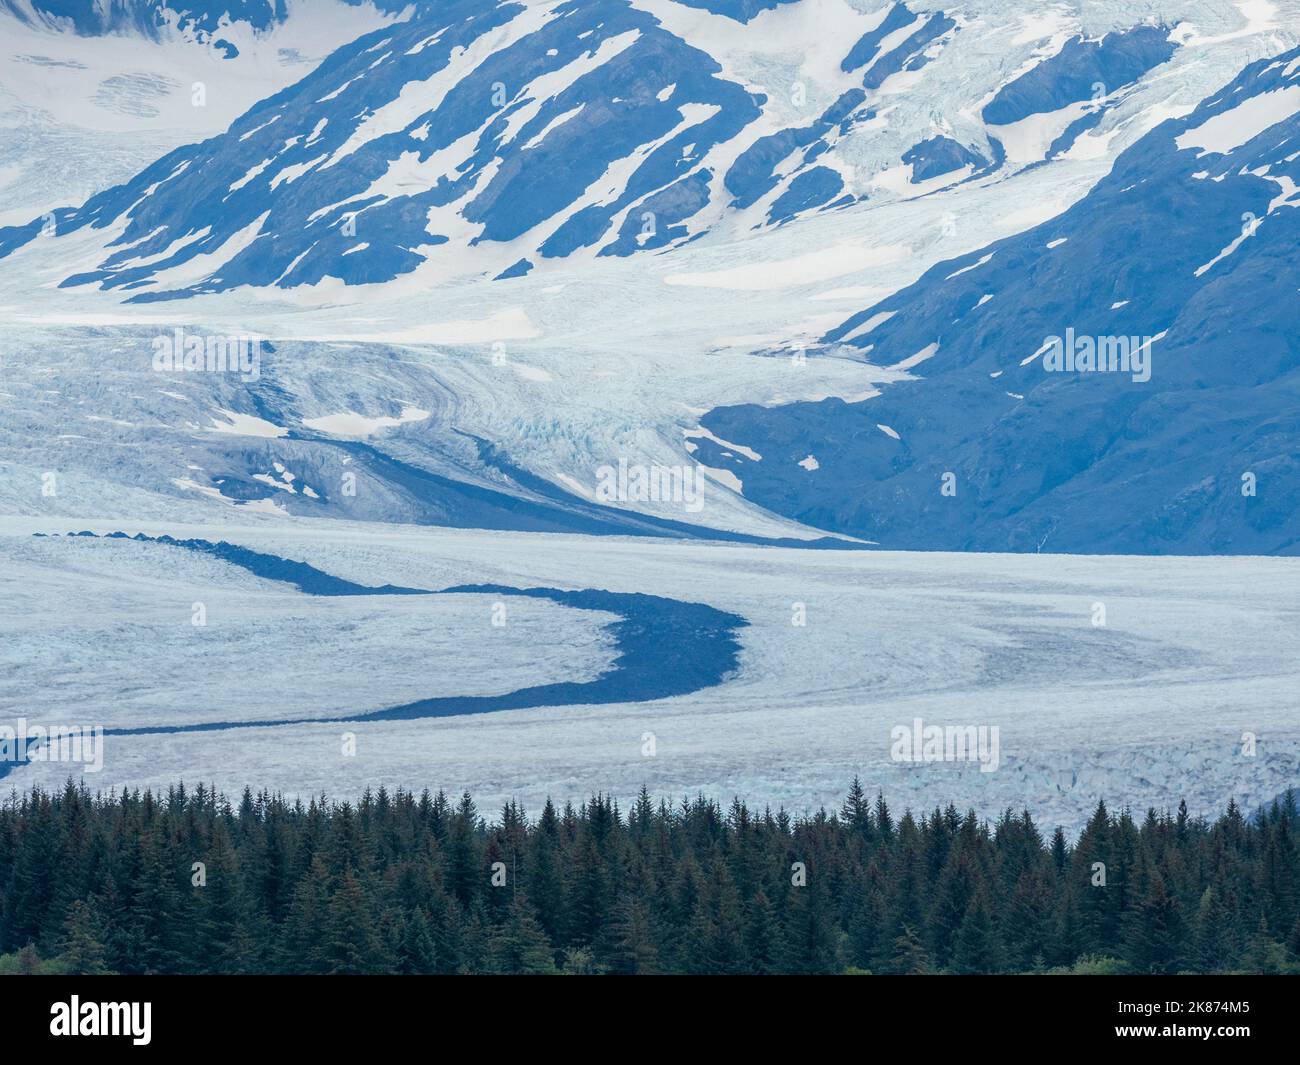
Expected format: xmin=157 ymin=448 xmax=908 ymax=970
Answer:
xmin=322 ymin=867 xmax=385 ymax=975
xmin=952 ymin=892 xmax=1004 ymax=974
xmin=486 ymin=897 xmax=557 ymax=974
xmin=609 ymin=896 xmax=660 ymax=975
xmin=1125 ymin=872 xmax=1182 ymax=975
xmin=60 ymin=899 xmax=112 ymax=975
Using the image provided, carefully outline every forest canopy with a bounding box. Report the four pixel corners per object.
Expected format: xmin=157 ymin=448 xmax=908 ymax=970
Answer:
xmin=1 ymin=780 xmax=1296 ymax=975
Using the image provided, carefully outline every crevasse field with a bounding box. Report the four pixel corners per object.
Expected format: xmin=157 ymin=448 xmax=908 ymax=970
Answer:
xmin=3 ymin=517 xmax=1297 ymax=835
xmin=1 ymin=0 xmax=1298 ymax=835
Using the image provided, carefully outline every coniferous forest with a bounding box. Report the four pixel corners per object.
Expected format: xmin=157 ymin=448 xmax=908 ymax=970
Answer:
xmin=2 ymin=780 xmax=1298 ymax=976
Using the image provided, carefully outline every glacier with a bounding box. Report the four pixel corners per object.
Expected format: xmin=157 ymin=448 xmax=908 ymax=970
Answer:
xmin=0 ymin=0 xmax=1297 ymax=833
xmin=3 ymin=516 xmax=1298 ymax=836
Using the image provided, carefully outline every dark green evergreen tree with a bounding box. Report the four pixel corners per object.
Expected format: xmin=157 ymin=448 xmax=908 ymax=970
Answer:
xmin=60 ymin=899 xmax=112 ymax=975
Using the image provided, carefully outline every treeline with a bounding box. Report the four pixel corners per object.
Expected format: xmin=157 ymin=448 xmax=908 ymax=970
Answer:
xmin=1 ymin=779 xmax=1297 ymax=975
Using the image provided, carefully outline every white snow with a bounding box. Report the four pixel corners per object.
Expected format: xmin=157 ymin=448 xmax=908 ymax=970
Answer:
xmin=1175 ymin=86 xmax=1300 ymax=155
xmin=684 ymin=426 xmax=761 ymax=461
xmin=269 ymin=153 xmax=328 ymax=190
xmin=945 ymin=253 xmax=994 ymax=280
xmin=1021 ymin=337 xmax=1054 ymax=366
xmin=665 ymin=243 xmax=909 ymax=290
xmin=520 ymin=104 xmax=585 ymax=152
xmin=141 ymin=212 xmax=270 ymax=291
xmin=701 ymin=465 xmax=743 ymax=493
xmin=839 ymin=310 xmax=895 ymax=343
xmin=303 ymin=406 xmax=431 ymax=438
xmin=888 ymin=342 xmax=938 ymax=372
xmin=988 ymin=101 xmax=1091 ymax=166
xmin=206 ymin=409 xmax=288 ymax=438
xmin=229 ymin=157 xmax=274 ymax=192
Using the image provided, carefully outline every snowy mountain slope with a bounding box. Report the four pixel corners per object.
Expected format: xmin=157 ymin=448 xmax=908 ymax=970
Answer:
xmin=0 ymin=0 xmax=400 ymax=224
xmin=698 ymin=40 xmax=1300 ymax=553
xmin=0 ymin=0 xmax=1295 ymax=554
xmin=4 ymin=0 xmax=769 ymax=293
xmin=0 ymin=0 xmax=1215 ymax=298
xmin=2 ymin=0 xmax=1299 ymax=835
xmin=980 ymin=23 xmax=1177 ymax=127
xmin=0 ymin=0 xmax=412 ymax=37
